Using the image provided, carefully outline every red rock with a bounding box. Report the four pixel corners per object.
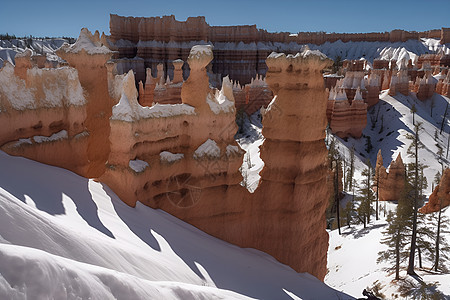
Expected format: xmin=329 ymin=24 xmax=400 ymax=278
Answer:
xmin=420 ymin=168 xmax=450 ymax=213
xmin=376 ymin=153 xmax=406 ymax=202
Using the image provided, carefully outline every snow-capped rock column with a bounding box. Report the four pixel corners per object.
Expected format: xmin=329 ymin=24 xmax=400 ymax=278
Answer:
xmin=257 ymin=51 xmax=332 ymax=280
xmin=57 ymin=28 xmax=115 ymax=178
xmin=181 ymin=45 xmax=213 ymax=114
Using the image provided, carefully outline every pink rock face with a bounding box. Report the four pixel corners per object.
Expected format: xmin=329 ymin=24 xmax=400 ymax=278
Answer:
xmin=56 ymin=28 xmax=116 ymax=178
xmin=420 ymin=168 xmax=450 ymax=213
xmin=376 ymin=153 xmax=406 ymax=202
xmin=108 ymin=14 xmax=447 ymax=84
xmin=0 ymin=59 xmax=90 ymax=176
xmin=100 ymin=48 xmax=332 ymax=280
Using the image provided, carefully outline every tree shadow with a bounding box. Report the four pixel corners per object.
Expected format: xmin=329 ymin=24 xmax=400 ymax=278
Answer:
xmin=0 ymin=151 xmax=114 ymax=238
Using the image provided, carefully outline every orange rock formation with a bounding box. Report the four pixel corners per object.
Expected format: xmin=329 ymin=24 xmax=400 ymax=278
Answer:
xmin=108 ymin=14 xmax=448 ymax=84
xmin=420 ymin=168 xmax=450 ymax=213
xmin=376 ymin=152 xmax=406 ymax=202
xmin=100 ymin=47 xmax=332 ymax=280
xmin=0 ymin=27 xmax=335 ymax=280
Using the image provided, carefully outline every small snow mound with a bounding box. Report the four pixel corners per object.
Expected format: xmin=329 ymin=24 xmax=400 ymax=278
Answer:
xmin=226 ymin=145 xmax=241 ymax=157
xmin=189 ymin=45 xmax=213 ymax=60
xmin=33 ymin=130 xmax=68 ymax=143
xmin=193 ymin=139 xmax=221 ymax=160
xmin=160 ymin=151 xmax=184 ymax=163
xmin=129 ymin=159 xmax=149 ymax=173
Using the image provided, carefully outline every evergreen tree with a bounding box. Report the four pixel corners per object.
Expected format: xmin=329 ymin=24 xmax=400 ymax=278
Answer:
xmin=406 ymin=122 xmax=426 ymax=275
xmin=347 ymin=146 xmax=355 ymax=191
xmin=378 ymin=210 xmax=411 ymax=280
xmin=357 ymin=161 xmax=374 ymax=228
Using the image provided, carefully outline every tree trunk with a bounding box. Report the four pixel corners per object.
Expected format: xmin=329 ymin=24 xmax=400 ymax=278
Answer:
xmin=396 ymin=231 xmax=400 ymax=280
xmin=435 ymin=198 xmax=442 ymax=272
xmin=407 ymin=126 xmax=419 ymax=276
xmin=440 ymin=102 xmax=448 ymax=134
xmin=335 ymin=162 xmax=341 ymax=235
xmin=376 ymin=167 xmax=379 ymax=221
xmin=418 ymin=246 xmax=422 ymax=269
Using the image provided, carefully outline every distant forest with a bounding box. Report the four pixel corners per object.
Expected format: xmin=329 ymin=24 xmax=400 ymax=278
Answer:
xmin=0 ymin=33 xmax=75 ymax=43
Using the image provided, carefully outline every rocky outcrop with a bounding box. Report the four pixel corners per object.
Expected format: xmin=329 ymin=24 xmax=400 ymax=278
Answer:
xmin=234 ymin=75 xmax=273 ymax=115
xmin=0 ymin=27 xmax=335 ymax=280
xmin=100 ymin=47 xmax=332 ymax=280
xmin=258 ymin=51 xmax=332 ymax=279
xmin=56 ymin=28 xmax=116 ymax=177
xmin=389 ymin=69 xmax=410 ymax=96
xmin=414 ymin=73 xmax=437 ymax=101
xmin=436 ymin=72 xmax=450 ymax=97
xmin=420 ymin=168 xmax=450 ymax=213
xmin=108 ymin=14 xmax=448 ymax=85
xmin=376 ymin=153 xmax=406 ymax=202
xmin=0 ymin=61 xmax=89 ymax=176
xmin=327 ymin=87 xmax=367 ymax=138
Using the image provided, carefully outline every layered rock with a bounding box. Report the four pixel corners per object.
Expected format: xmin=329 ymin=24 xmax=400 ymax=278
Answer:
xmin=414 ymin=73 xmax=437 ymax=101
xmin=389 ymin=69 xmax=410 ymax=96
xmin=234 ymin=75 xmax=273 ymax=115
xmin=257 ymin=51 xmax=333 ymax=279
xmin=56 ymin=28 xmax=116 ymax=177
xmin=108 ymin=14 xmax=448 ymax=85
xmin=100 ymin=47 xmax=332 ymax=280
xmin=436 ymin=72 xmax=450 ymax=97
xmin=0 ymin=61 xmax=89 ymax=176
xmin=376 ymin=153 xmax=406 ymax=202
xmin=328 ymin=87 xmax=367 ymax=138
xmin=420 ymin=168 xmax=450 ymax=213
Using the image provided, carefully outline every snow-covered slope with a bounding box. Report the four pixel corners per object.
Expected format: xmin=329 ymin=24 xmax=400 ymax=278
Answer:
xmin=337 ymin=91 xmax=450 ymax=197
xmin=326 ymin=205 xmax=450 ymax=299
xmin=0 ymin=38 xmax=68 ymax=67
xmin=324 ymin=92 xmax=450 ymax=298
xmin=0 ymin=151 xmax=351 ymax=300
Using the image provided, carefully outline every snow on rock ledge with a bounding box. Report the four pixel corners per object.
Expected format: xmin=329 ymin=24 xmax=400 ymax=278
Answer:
xmin=57 ymin=28 xmax=113 ymax=55
xmin=111 ymin=70 xmax=195 ymax=122
xmin=193 ymin=139 xmax=221 ymax=160
xmin=160 ymin=151 xmax=184 ymax=163
xmin=129 ymin=159 xmax=149 ymax=173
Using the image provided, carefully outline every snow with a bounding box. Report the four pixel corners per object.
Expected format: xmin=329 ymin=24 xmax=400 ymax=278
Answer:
xmin=0 ymin=62 xmax=35 ymax=110
xmin=160 ymin=151 xmax=184 ymax=163
xmin=236 ymin=112 xmax=265 ymax=192
xmin=111 ymin=70 xmax=196 ymax=122
xmin=0 ymin=62 xmax=86 ymax=110
xmin=33 ymin=130 xmax=68 ymax=143
xmin=207 ymin=91 xmax=235 ymax=114
xmin=226 ymin=145 xmax=241 ymax=157
xmin=193 ymin=139 xmax=221 ymax=159
xmin=128 ymin=159 xmax=149 ymax=173
xmin=189 ymin=45 xmax=213 ymax=59
xmin=61 ymin=28 xmax=112 ymax=55
xmin=0 ymin=151 xmax=350 ymax=299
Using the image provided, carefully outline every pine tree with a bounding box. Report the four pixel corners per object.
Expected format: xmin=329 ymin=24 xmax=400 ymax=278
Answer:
xmin=347 ymin=146 xmax=355 ymax=191
xmin=406 ymin=122 xmax=426 ymax=275
xmin=378 ymin=210 xmax=411 ymax=280
xmin=357 ymin=161 xmax=374 ymax=228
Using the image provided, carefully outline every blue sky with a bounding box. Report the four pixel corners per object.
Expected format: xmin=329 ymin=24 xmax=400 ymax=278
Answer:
xmin=1 ymin=0 xmax=449 ymax=38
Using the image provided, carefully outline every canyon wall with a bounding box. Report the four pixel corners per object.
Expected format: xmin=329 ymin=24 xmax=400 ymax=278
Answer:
xmin=108 ymin=14 xmax=448 ymax=85
xmin=0 ymin=27 xmax=338 ymax=280
xmin=100 ymin=46 xmax=333 ymax=280
xmin=0 ymin=59 xmax=89 ymax=176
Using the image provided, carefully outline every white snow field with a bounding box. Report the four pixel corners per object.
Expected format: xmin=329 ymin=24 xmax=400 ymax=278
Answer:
xmin=324 ymin=91 xmax=450 ymax=298
xmin=0 ymin=151 xmax=352 ymax=300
